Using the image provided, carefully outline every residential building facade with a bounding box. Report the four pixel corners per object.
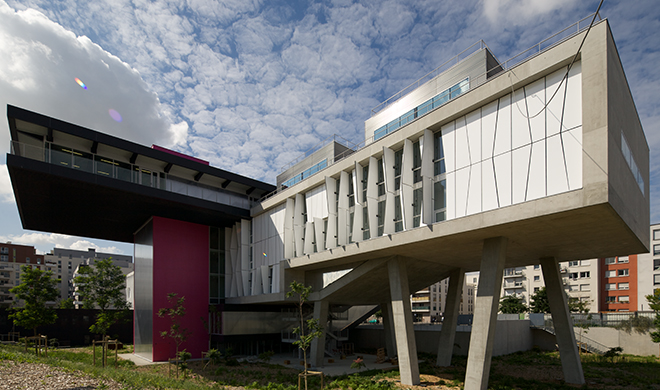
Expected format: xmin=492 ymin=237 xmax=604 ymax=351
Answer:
xmin=0 ymin=243 xmax=45 ymax=306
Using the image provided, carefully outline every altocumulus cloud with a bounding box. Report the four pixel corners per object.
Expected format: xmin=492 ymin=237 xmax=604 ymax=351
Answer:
xmin=0 ymin=1 xmax=187 ymax=158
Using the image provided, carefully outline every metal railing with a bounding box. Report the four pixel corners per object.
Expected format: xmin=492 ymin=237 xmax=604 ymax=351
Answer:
xmin=278 ymin=134 xmax=358 ymax=174
xmin=371 ymin=40 xmax=492 ymax=115
xmin=10 ymin=140 xmax=253 ymax=209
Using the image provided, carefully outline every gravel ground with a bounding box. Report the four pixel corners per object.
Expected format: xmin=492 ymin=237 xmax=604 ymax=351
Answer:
xmin=0 ymin=360 xmax=124 ymax=390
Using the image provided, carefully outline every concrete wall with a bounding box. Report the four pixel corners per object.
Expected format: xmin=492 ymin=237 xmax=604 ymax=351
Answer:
xmin=353 ymin=322 xmax=660 ymax=357
xmin=354 ymin=320 xmax=533 ymax=357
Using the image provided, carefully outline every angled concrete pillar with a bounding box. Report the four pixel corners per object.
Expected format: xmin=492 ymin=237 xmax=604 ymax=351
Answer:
xmin=380 ymin=301 xmax=397 ymax=358
xmin=465 ymin=237 xmax=507 ymax=390
xmin=310 ymin=300 xmax=329 ymax=368
xmin=437 ymin=268 xmax=464 ymax=366
xmin=387 ymin=257 xmax=420 ymax=385
xmin=540 ymin=257 xmax=585 ymax=385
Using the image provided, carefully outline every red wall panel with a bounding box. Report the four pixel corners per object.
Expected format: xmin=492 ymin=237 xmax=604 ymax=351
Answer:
xmin=151 ymin=216 xmax=209 ymax=361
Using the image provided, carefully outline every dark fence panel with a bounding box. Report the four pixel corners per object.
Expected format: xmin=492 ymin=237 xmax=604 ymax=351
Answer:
xmin=0 ymin=309 xmax=133 ymax=347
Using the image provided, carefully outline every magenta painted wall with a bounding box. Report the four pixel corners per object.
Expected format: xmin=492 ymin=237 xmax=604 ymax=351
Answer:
xmin=152 ymin=216 xmax=209 ymax=361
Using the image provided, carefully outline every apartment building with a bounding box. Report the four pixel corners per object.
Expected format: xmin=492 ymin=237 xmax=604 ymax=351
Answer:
xmin=0 ymin=243 xmax=45 ymax=306
xmin=412 ymin=278 xmax=476 ymax=323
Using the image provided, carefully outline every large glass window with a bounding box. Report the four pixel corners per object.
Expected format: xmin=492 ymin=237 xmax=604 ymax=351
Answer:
xmin=433 ymin=133 xmax=446 ymax=176
xmin=209 ymin=226 xmax=225 ymax=304
xmin=433 ymin=180 xmax=446 ymax=222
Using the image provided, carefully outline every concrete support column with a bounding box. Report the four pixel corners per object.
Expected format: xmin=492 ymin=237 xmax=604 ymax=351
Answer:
xmin=540 ymin=257 xmax=585 ymax=385
xmin=380 ymin=301 xmax=397 ymax=358
xmin=387 ymin=257 xmax=420 ymax=385
xmin=437 ymin=268 xmax=465 ymax=366
xmin=465 ymin=237 xmax=507 ymax=390
xmin=310 ymin=300 xmax=329 ymax=368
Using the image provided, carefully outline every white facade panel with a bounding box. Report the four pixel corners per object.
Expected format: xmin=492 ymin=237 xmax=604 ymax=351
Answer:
xmin=304 ymin=221 xmax=315 ymax=254
xmin=482 ymin=160 xmax=498 ymax=211
xmin=441 ymin=122 xmax=455 ymax=173
xmin=565 ymin=127 xmax=583 ymax=190
xmin=481 ymin=100 xmax=498 ymax=160
xmin=494 ymin=94 xmax=512 ymax=156
xmin=466 ymin=162 xmax=482 ymax=216
xmin=527 ymin=140 xmax=546 ymax=201
xmin=383 ymin=147 xmax=396 ymax=194
xmin=353 ymin=162 xmax=364 ymax=205
xmin=314 ymin=217 xmax=325 ymax=252
xmin=325 ymin=176 xmax=337 ymax=249
xmin=338 ymin=171 xmax=350 ymax=245
xmin=294 ymin=194 xmax=305 ymax=257
xmin=384 ymin=192 xmax=395 ymax=235
xmin=455 ymin=117 xmax=470 ymax=170
xmin=546 ymin=133 xmax=569 ymax=196
xmin=512 ymin=145 xmax=531 ymax=204
xmin=466 ymin=110 xmax=482 ymax=165
xmin=305 ymin=184 xmax=328 ymax=220
xmin=526 ymin=78 xmax=546 ymax=143
xmin=546 ymin=66 xmax=567 ymax=137
xmin=511 ymin=88 xmax=531 ymax=150
xmin=352 ymin=203 xmax=364 ymax=243
xmin=455 ymin=167 xmax=470 ymax=218
xmin=564 ymin=62 xmax=582 ymax=131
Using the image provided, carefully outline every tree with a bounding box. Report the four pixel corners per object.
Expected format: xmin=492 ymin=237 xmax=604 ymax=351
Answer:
xmin=499 ymin=295 xmax=527 ymax=314
xmin=58 ymin=298 xmax=75 ymax=309
xmin=74 ymin=258 xmax=130 ymax=340
xmin=286 ymin=281 xmax=323 ymax=390
xmin=647 ymin=289 xmax=660 ymax=356
xmin=158 ymin=293 xmax=191 ymax=362
xmin=529 ymin=287 xmax=550 ymax=313
xmin=9 ymin=266 xmax=59 ymax=336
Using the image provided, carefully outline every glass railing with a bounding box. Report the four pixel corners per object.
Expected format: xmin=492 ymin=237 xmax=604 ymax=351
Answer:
xmin=10 ymin=141 xmax=253 ymax=209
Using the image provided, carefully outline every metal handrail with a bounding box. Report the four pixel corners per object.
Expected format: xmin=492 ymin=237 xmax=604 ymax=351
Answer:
xmin=371 ymin=40 xmax=490 ymax=115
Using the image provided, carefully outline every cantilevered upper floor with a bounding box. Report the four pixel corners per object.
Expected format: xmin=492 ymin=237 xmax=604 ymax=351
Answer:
xmin=6 ymin=105 xmax=275 ymax=243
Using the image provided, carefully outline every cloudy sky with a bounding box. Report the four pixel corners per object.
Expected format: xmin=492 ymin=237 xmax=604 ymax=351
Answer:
xmin=0 ymin=0 xmax=658 ymax=256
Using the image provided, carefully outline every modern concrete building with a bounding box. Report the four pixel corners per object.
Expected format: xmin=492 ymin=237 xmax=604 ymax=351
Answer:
xmin=5 ymin=15 xmax=650 ymax=389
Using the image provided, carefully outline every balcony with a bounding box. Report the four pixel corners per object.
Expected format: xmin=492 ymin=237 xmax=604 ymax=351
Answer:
xmin=503 ymin=282 xmax=525 ymax=290
xmin=412 ymin=296 xmax=430 ymax=302
xmin=503 ymin=270 xmax=525 ymax=278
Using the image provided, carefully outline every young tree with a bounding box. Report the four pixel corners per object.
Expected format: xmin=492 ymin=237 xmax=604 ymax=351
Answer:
xmin=499 ymin=295 xmax=527 ymax=314
xmin=286 ymin=281 xmax=323 ymax=390
xmin=647 ymin=289 xmax=660 ymax=356
xmin=529 ymin=287 xmax=550 ymax=313
xmin=74 ymin=258 xmax=130 ymax=340
xmin=158 ymin=293 xmax=191 ymax=362
xmin=9 ymin=266 xmax=59 ymax=336
xmin=58 ymin=298 xmax=75 ymax=309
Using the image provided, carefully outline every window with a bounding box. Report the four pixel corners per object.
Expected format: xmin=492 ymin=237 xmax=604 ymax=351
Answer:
xmin=580 ymin=284 xmax=590 ymax=291
xmin=568 ymin=272 xmax=578 ymax=279
xmin=605 ymin=270 xmax=616 ymax=278
xmin=26 ymin=258 xmax=30 ymax=263
xmin=568 ymin=285 xmax=578 ymax=292
xmin=580 ymin=271 xmax=590 ymax=278
xmin=618 ymin=256 xmax=629 ymax=263
xmin=605 ymin=283 xmax=616 ymax=290
xmin=534 ymin=287 xmax=540 ymax=292
xmin=568 ymin=261 xmax=579 ymax=267
xmin=618 ymin=269 xmax=629 ymax=277
xmin=606 ymin=296 xmax=616 ymax=302
xmin=605 ymin=257 xmax=616 ymax=265
xmin=618 ymin=282 xmax=629 ymax=290
xmin=0 ymin=255 xmax=7 ymax=262
xmin=534 ymin=276 xmax=540 ymax=282
xmin=618 ymin=295 xmax=629 ymax=303
xmin=0 ymin=247 xmax=8 ymax=254
xmin=654 ymin=274 xmax=660 ymax=285
xmin=534 ymin=265 xmax=540 ymax=270
xmin=654 ymin=229 xmax=660 ymax=240
xmin=654 ymin=259 xmax=660 ymax=271
xmin=655 ymin=244 xmax=660 ymax=256
xmin=621 ymin=132 xmax=644 ymax=194
xmin=581 ymin=260 xmax=591 ymax=266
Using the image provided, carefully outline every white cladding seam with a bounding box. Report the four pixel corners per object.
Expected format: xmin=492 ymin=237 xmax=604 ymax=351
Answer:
xmin=226 ymin=63 xmax=583 ymax=298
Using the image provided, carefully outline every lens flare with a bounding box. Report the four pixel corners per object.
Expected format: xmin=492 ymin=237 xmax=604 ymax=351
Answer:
xmin=108 ymin=109 xmax=122 ymax=122
xmin=263 ymin=253 xmax=267 ymax=257
xmin=74 ymin=78 xmax=87 ymax=90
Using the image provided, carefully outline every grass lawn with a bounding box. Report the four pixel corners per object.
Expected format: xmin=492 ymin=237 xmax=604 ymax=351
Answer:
xmin=1 ymin=344 xmax=659 ymax=389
